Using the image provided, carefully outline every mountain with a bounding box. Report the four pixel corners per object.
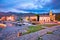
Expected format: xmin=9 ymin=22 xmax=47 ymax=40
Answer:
xmin=0 ymin=12 xmax=60 ymax=16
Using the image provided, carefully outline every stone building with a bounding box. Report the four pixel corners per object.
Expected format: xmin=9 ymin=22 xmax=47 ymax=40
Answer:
xmin=25 ymin=10 xmax=56 ymax=23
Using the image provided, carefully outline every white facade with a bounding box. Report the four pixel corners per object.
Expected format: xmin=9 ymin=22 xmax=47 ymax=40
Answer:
xmin=39 ymin=16 xmax=50 ymax=22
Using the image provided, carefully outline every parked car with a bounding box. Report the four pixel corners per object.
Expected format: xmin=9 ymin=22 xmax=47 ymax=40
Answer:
xmin=17 ymin=23 xmax=22 ymax=26
xmin=23 ymin=22 xmax=32 ymax=26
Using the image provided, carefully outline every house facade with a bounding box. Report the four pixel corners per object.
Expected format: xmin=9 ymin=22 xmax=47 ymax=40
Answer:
xmin=24 ymin=10 xmax=56 ymax=23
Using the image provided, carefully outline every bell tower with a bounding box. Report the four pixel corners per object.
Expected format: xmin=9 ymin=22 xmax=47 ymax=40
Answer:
xmin=49 ymin=10 xmax=53 ymax=21
xmin=49 ymin=10 xmax=53 ymax=16
xmin=49 ymin=10 xmax=56 ymax=22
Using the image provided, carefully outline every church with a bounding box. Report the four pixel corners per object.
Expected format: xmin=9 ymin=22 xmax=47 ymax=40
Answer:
xmin=25 ymin=10 xmax=56 ymax=23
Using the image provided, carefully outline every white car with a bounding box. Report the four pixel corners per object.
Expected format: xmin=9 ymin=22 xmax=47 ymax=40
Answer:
xmin=23 ymin=22 xmax=32 ymax=26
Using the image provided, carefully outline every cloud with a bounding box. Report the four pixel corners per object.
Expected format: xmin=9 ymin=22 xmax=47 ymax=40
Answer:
xmin=52 ymin=9 xmax=60 ymax=13
xmin=0 ymin=0 xmax=60 ymax=13
xmin=0 ymin=8 xmax=30 ymax=13
xmin=15 ymin=3 xmax=38 ymax=9
xmin=14 ymin=0 xmax=52 ymax=10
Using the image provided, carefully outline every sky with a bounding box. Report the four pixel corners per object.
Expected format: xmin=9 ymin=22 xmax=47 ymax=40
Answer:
xmin=0 ymin=0 xmax=60 ymax=13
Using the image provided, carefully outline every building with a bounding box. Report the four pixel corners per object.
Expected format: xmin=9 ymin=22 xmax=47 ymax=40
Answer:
xmin=0 ymin=10 xmax=56 ymax=23
xmin=0 ymin=15 xmax=16 ymax=21
xmin=24 ymin=10 xmax=56 ymax=23
xmin=6 ymin=15 xmax=15 ymax=21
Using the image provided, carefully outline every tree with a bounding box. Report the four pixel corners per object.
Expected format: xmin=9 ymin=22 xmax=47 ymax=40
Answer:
xmin=56 ymin=15 xmax=60 ymax=21
xmin=20 ymin=18 xmax=23 ymax=22
xmin=35 ymin=14 xmax=40 ymax=21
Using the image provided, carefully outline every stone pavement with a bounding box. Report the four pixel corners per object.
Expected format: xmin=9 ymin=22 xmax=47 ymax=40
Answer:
xmin=16 ymin=25 xmax=60 ymax=40
xmin=0 ymin=25 xmax=60 ymax=40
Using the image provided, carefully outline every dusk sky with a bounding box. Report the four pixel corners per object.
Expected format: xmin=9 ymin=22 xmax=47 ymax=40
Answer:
xmin=0 ymin=0 xmax=60 ymax=13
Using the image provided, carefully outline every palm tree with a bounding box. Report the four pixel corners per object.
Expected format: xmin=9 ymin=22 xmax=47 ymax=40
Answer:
xmin=35 ymin=14 xmax=40 ymax=21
